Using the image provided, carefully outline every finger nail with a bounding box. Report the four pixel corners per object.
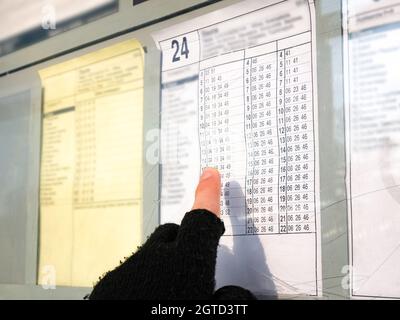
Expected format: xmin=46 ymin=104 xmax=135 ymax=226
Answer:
xmin=200 ymin=168 xmax=215 ymax=181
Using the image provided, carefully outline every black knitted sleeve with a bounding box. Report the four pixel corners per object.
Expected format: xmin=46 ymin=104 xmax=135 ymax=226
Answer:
xmin=89 ymin=209 xmax=225 ymax=300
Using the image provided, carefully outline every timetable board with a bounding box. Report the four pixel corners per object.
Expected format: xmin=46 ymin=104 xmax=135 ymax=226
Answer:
xmin=4 ymin=0 xmax=400 ymax=300
xmin=154 ymin=0 xmax=321 ymax=296
xmin=344 ymin=0 xmax=400 ymax=299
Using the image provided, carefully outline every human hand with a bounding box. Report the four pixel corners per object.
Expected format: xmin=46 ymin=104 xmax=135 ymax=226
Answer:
xmin=89 ymin=168 xmax=255 ymax=300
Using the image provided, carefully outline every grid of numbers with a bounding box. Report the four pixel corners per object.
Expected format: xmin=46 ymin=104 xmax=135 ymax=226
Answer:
xmin=198 ymin=34 xmax=316 ymax=236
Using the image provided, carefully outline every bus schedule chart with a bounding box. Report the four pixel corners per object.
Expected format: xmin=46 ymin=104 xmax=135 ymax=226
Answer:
xmin=159 ymin=0 xmax=318 ymax=237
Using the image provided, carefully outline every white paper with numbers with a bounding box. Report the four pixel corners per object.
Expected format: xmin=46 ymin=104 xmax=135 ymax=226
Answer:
xmin=343 ymin=0 xmax=400 ymax=299
xmin=154 ymin=0 xmax=321 ymax=297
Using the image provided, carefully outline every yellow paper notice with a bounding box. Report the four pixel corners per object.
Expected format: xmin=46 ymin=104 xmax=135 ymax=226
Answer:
xmin=38 ymin=40 xmax=144 ymax=287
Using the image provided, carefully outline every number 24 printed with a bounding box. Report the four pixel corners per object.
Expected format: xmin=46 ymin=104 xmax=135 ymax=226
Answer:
xmin=171 ymin=37 xmax=189 ymax=62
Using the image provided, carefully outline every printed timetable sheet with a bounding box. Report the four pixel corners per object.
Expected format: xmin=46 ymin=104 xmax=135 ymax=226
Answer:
xmin=344 ymin=0 xmax=400 ymax=299
xmin=155 ymin=0 xmax=321 ymax=296
xmin=38 ymin=40 xmax=144 ymax=287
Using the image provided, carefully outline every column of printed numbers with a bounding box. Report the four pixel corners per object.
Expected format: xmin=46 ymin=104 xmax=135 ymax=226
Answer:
xmin=199 ymin=70 xmax=208 ymax=168
xmin=244 ymin=58 xmax=254 ymax=233
xmin=202 ymin=62 xmax=246 ymax=234
xmin=283 ymin=43 xmax=315 ymax=233
xmin=248 ymin=53 xmax=279 ymax=234
xmin=74 ymin=100 xmax=96 ymax=205
xmin=277 ymin=49 xmax=288 ymax=233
